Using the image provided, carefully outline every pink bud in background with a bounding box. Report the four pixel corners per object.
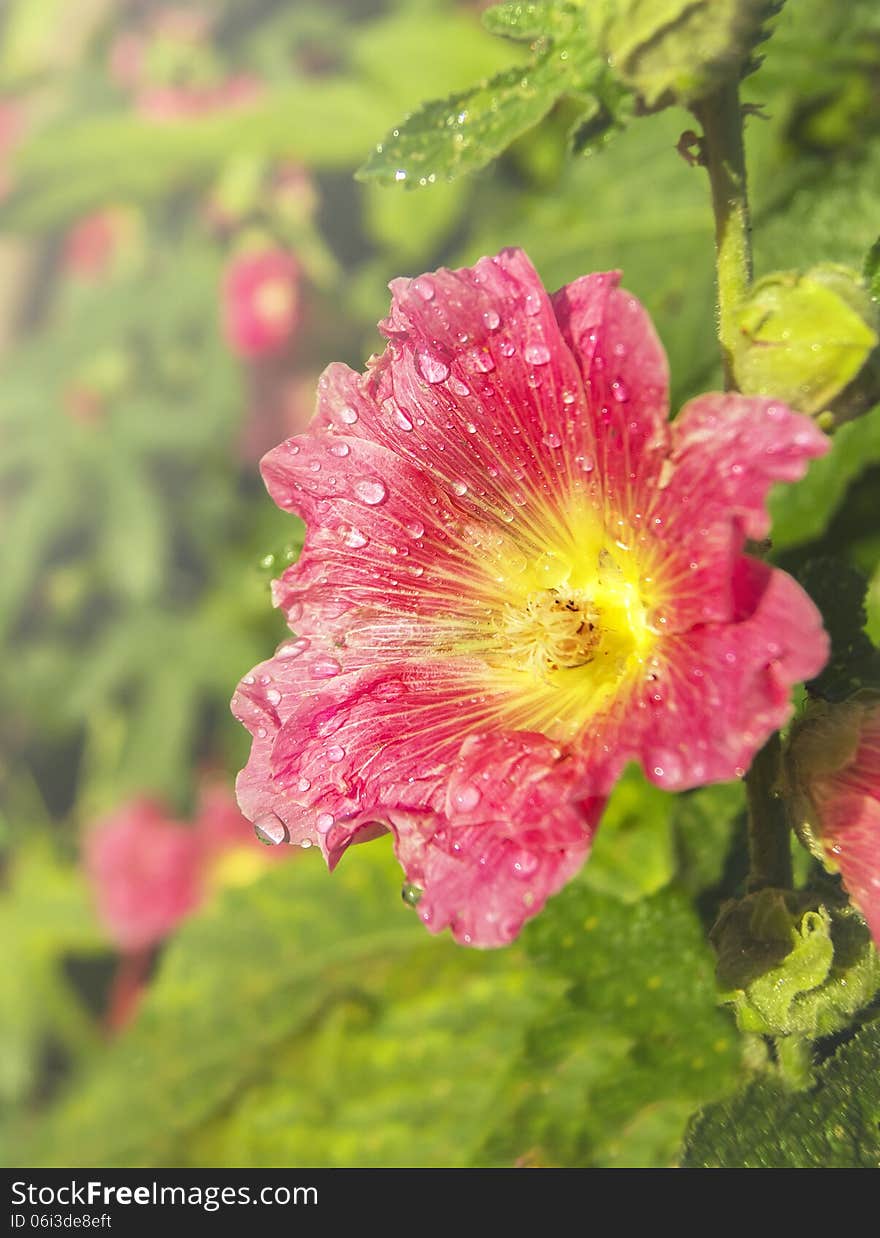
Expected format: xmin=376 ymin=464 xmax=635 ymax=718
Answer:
xmin=85 ymin=799 xmax=203 ymax=952
xmin=222 ymin=248 xmax=300 ymax=359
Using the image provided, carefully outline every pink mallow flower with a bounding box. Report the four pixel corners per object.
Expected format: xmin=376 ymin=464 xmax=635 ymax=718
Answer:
xmin=788 ymin=699 xmax=880 ymax=946
xmin=85 ymin=799 xmax=203 ymax=953
xmin=231 ymin=248 xmax=830 ymax=947
xmin=85 ymin=783 xmax=287 ymax=952
xmin=222 ymin=248 xmax=300 ymax=360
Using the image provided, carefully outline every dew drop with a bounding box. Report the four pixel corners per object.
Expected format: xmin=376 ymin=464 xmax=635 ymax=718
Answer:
xmin=341 ymin=525 xmax=369 ymax=548
xmin=542 ymin=431 xmax=562 ymax=449
xmin=266 ymin=687 xmax=282 ymax=706
xmin=512 ymin=850 xmax=539 ymax=879
xmin=561 ymin=388 xmax=577 ymax=405
xmin=499 ymin=340 xmax=515 ymax=358
xmin=523 ymin=291 xmax=541 ymax=316
xmin=329 ymin=441 xmax=350 ymax=457
xmin=242 ymin=674 xmax=255 ymax=684
xmin=465 ymin=421 xmax=477 ymax=434
xmin=354 ymin=478 xmax=387 ymax=505
xmin=316 ymin=812 xmax=335 ymax=833
xmin=326 ymin=744 xmax=346 ymax=762
xmin=393 ymin=409 xmax=414 ymax=432
xmin=298 ymin=777 xmax=312 ymax=792
xmin=310 ymin=657 xmax=342 ymax=679
xmin=575 ymin=454 xmax=594 ymax=472
xmin=449 ymin=377 xmax=470 ymax=396
xmin=254 ymin=813 xmax=289 ymax=846
xmin=405 ymin=519 xmax=425 ymax=538
xmin=611 ymin=379 xmax=629 ymax=402
xmin=452 ymin=783 xmax=481 ymax=811
xmin=401 ymin=882 xmax=423 ymax=907
xmin=482 ymin=309 xmax=501 ymax=330
xmin=277 ymin=637 xmax=310 ymax=658
xmin=525 ymin=342 xmax=551 ymax=365
xmin=451 ymin=481 xmax=468 ymax=497
xmin=338 ymin=405 xmax=358 ymax=425
xmin=413 ymin=277 xmax=435 ymax=301
xmin=417 ymin=351 xmax=450 ymax=383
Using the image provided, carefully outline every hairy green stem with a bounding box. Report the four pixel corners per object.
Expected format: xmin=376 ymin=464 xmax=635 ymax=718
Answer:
xmin=692 ymin=81 xmax=753 ymax=389
xmin=745 ymin=734 xmax=792 ymax=892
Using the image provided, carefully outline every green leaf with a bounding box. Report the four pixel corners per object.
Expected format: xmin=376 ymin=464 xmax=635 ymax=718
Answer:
xmin=769 ymin=404 xmax=880 ymax=551
xmin=795 ymin=557 xmax=880 ymax=700
xmin=358 ymin=3 xmax=616 ymax=187
xmin=480 ymin=884 xmax=742 ymax=1167
xmin=178 ymin=944 xmax=556 ymax=1168
xmin=581 ymin=766 xmax=676 ymax=904
xmin=682 ymin=1019 xmax=880 ymax=1167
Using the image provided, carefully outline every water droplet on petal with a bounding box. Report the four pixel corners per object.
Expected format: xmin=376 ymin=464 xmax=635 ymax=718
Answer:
xmin=417 ymin=351 xmax=450 ymax=383
xmin=525 ymin=342 xmax=551 ymax=365
xmin=611 ymin=379 xmax=629 ymax=402
xmin=413 ymin=277 xmax=435 ymax=301
xmin=326 ymin=744 xmax=346 ymax=762
xmin=329 ymin=442 xmax=350 ymax=457
xmin=542 ymin=431 xmax=562 ymax=448
xmin=311 ymin=657 xmax=342 ymax=679
xmin=393 ymin=409 xmax=414 ymax=432
xmin=341 ymin=525 xmax=369 ymax=548
xmin=254 ymin=813 xmax=289 ymax=846
xmin=561 ymin=388 xmax=577 ymax=405
xmin=451 ymin=481 xmax=468 ymax=497
xmin=298 ymin=777 xmax=311 ymax=792
xmin=452 ymin=783 xmax=481 ymax=811
xmin=338 ymin=405 xmax=358 ymax=425
xmin=316 ymin=812 xmax=335 ymax=833
xmin=401 ymin=882 xmax=423 ymax=906
xmin=266 ymin=687 xmax=282 ymax=706
xmin=575 ymin=454 xmax=594 ymax=472
xmin=405 ymin=519 xmax=425 ymax=538
xmin=512 ymin=850 xmax=539 ymax=879
xmin=354 ymin=478 xmax=387 ymax=505
xmin=523 ymin=291 xmax=541 ymax=316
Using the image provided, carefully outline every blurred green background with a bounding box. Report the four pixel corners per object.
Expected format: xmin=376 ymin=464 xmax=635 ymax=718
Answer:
xmin=2 ymin=0 xmax=880 ymax=1169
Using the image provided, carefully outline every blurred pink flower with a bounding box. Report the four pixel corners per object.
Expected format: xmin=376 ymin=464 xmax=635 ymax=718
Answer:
xmin=0 ymin=97 xmax=25 ymax=200
xmin=86 ymin=781 xmax=288 ymax=953
xmin=790 ymin=699 xmax=880 ymax=946
xmin=136 ymin=74 xmax=262 ymax=122
xmin=85 ymin=799 xmax=203 ymax=953
xmin=62 ymin=207 xmax=139 ymax=281
xmin=232 ymin=248 xmax=829 ymax=946
xmin=222 ymin=248 xmax=300 ymax=360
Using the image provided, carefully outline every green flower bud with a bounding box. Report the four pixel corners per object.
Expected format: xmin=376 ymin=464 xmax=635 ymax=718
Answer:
xmin=590 ymin=0 xmax=783 ymax=112
xmin=733 ymin=265 xmax=879 ymax=416
xmin=711 ymin=887 xmax=880 ymax=1040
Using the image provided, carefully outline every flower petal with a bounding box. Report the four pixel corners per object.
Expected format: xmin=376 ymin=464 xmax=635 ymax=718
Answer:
xmin=389 ymin=732 xmax=601 ymax=946
xmin=592 ymin=558 xmax=829 ymax=792
xmin=552 ymin=270 xmax=670 ymax=505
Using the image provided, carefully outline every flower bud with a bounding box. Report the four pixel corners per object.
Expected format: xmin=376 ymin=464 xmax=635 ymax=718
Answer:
xmin=733 ymin=265 xmax=879 ymax=416
xmin=785 ymin=698 xmax=880 ymax=947
xmin=590 ymin=0 xmax=783 ymax=112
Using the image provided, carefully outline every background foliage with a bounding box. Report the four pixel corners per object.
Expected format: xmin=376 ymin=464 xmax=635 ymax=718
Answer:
xmin=2 ymin=0 xmax=879 ymax=1168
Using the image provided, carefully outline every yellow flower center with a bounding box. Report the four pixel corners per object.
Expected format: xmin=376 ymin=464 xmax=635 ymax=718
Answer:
xmin=255 ymin=278 xmax=294 ymax=323
xmin=450 ymin=504 xmax=663 ymax=740
xmin=501 ymin=588 xmax=601 ymax=679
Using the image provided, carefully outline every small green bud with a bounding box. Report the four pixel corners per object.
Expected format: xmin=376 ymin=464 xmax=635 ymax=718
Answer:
xmin=733 ymin=264 xmax=879 ymax=416
xmin=711 ymin=888 xmax=880 ymax=1040
xmin=590 ymin=0 xmax=783 ymax=112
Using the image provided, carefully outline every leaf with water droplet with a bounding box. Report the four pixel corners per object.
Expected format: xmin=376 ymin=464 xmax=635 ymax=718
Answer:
xmin=357 ymin=3 xmax=620 ymax=188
